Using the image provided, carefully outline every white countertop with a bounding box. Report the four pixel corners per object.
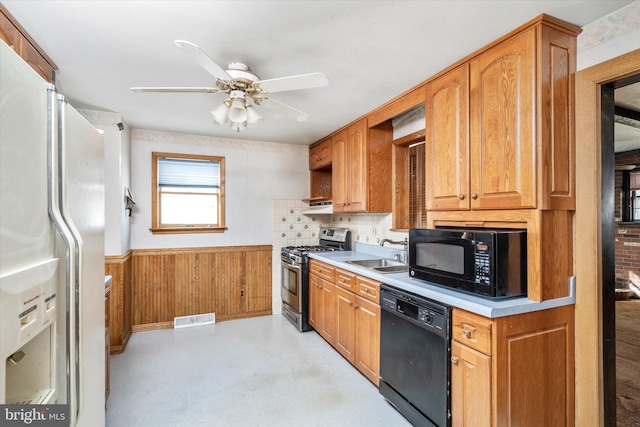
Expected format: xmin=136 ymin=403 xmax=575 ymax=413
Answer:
xmin=308 ymin=244 xmax=575 ymax=318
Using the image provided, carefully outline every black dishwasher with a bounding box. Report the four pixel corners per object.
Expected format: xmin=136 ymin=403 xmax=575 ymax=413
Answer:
xmin=379 ymin=284 xmax=451 ymax=427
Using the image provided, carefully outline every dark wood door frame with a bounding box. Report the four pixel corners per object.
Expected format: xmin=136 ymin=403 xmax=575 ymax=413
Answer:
xmin=602 ymin=72 xmax=640 ymax=426
xmin=600 ymin=83 xmax=616 ymax=426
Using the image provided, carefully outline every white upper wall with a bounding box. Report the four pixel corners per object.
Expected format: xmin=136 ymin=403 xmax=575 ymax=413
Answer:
xmin=79 ymin=109 xmax=132 ymax=256
xmin=577 ymin=0 xmax=640 ymax=70
xmin=130 ymin=130 xmax=309 ymax=249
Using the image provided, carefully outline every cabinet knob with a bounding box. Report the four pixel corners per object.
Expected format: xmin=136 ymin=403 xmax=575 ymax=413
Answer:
xmin=362 ymin=288 xmax=369 ymax=294
xmin=462 ymin=329 xmax=472 ymax=338
xmin=451 ymin=357 xmax=459 ymax=365
xmin=354 ymin=304 xmax=359 ymax=309
xmin=458 ymin=194 xmax=465 ymax=200
xmin=471 ymin=193 xmax=478 ymax=199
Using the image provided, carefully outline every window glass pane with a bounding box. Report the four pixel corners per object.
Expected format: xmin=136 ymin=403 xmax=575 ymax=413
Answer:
xmin=160 ymin=193 xmax=218 ymax=225
xmin=158 ymin=158 xmax=220 ymax=188
xmin=633 ymin=189 xmax=640 ymax=221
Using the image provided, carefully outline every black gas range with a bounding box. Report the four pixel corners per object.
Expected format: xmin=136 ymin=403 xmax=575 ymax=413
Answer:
xmin=281 ymin=227 xmax=351 ymax=331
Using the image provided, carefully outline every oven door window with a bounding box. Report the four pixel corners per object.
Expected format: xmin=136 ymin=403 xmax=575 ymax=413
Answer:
xmin=281 ymin=264 xmax=299 ymax=297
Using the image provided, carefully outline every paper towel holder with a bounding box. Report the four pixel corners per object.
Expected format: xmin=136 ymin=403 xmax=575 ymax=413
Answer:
xmin=125 ymin=187 xmax=136 ymax=217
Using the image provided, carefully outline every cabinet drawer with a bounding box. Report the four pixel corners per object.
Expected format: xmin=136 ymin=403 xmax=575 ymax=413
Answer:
xmin=356 ymin=276 xmax=380 ymax=303
xmin=335 ymin=268 xmax=356 ymax=291
xmin=452 ymin=309 xmax=493 ymax=355
xmin=309 ymin=259 xmax=335 ymax=282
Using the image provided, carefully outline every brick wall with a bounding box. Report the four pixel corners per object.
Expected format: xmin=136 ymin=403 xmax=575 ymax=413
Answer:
xmin=614 ymin=150 xmax=640 ymax=289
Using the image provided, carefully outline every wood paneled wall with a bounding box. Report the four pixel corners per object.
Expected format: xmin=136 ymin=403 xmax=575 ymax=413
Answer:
xmin=131 ymin=245 xmax=272 ymax=331
xmin=105 ymin=252 xmax=133 ymax=354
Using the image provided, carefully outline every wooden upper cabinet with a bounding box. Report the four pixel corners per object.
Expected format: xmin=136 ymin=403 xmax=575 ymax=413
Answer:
xmin=309 ymin=138 xmax=332 ymax=170
xmin=331 ymin=129 xmax=349 ymax=211
xmin=470 ymin=28 xmax=536 ymax=210
xmin=426 ymin=16 xmax=578 ymax=212
xmin=333 ymin=119 xmax=371 ymax=213
xmin=0 ymin=9 xmax=21 ymax=52
xmin=346 ymin=119 xmax=368 ymax=212
xmin=0 ymin=5 xmax=57 ymax=83
xmin=425 ymin=63 xmax=470 ymax=211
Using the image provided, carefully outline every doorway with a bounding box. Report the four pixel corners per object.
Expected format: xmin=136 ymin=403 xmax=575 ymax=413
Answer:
xmin=574 ymin=50 xmax=640 ymax=427
xmin=603 ymin=77 xmax=640 ymax=426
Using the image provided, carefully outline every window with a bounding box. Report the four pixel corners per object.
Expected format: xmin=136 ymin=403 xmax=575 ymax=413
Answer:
xmin=621 ymin=169 xmax=640 ymax=223
xmin=151 ymin=152 xmax=225 ymax=234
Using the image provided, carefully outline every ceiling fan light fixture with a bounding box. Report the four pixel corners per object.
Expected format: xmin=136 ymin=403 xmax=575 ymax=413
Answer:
xmin=230 ymin=121 xmax=244 ymax=132
xmin=227 ymin=90 xmax=248 ymax=123
xmin=210 ymin=103 xmax=229 ymax=125
xmin=245 ymin=105 xmax=263 ymax=128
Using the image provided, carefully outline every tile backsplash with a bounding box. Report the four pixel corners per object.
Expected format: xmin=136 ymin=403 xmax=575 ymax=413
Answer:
xmin=271 ymin=199 xmax=408 ymax=250
xmin=271 ymin=199 xmax=409 ymax=315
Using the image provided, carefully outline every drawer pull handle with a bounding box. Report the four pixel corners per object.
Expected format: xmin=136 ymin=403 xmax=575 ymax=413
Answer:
xmin=462 ymin=329 xmax=472 ymax=338
xmin=362 ymin=288 xmax=369 ymax=294
xmin=451 ymin=357 xmax=459 ymax=365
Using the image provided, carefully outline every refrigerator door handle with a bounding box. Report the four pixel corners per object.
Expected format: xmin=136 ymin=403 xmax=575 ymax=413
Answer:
xmin=48 ymin=89 xmax=80 ymax=426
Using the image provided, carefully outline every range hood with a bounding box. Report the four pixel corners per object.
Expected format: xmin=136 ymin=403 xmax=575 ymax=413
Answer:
xmin=302 ymin=198 xmax=333 ymax=215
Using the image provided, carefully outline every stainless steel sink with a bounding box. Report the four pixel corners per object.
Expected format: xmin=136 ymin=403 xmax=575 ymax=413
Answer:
xmin=346 ymin=258 xmax=408 ymax=273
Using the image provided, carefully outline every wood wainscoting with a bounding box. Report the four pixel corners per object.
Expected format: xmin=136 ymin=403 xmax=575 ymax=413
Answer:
xmin=131 ymin=245 xmax=272 ymax=332
xmin=105 ymin=252 xmax=133 ymax=354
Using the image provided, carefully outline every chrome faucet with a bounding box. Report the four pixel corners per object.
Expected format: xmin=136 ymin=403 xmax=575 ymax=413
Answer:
xmin=380 ymin=238 xmax=408 ymax=264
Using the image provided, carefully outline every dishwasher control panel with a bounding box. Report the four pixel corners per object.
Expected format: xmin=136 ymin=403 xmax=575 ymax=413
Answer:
xmin=380 ymin=286 xmax=449 ymax=338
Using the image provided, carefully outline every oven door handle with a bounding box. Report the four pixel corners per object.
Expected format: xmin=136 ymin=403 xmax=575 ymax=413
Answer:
xmin=281 ymin=260 xmax=302 ymax=271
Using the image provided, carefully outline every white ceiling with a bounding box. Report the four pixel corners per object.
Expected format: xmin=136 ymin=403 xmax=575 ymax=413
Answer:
xmin=615 ymin=83 xmax=640 ymax=153
xmin=2 ymin=1 xmax=634 ymax=146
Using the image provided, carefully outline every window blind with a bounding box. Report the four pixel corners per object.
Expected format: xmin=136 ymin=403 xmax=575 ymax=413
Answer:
xmin=158 ymin=158 xmax=220 ymax=188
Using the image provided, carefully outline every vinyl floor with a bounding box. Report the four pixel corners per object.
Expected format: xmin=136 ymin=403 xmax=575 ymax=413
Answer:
xmin=106 ymin=314 xmax=411 ymax=427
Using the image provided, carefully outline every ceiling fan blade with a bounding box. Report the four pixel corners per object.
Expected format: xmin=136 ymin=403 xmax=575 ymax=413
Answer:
xmin=130 ymin=87 xmax=219 ymax=93
xmin=254 ymin=72 xmax=329 ymax=94
xmin=173 ymin=40 xmax=231 ymax=81
xmin=261 ymin=97 xmax=310 ymax=122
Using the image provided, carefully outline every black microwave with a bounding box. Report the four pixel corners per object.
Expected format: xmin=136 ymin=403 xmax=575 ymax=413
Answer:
xmin=408 ymin=228 xmax=527 ymax=298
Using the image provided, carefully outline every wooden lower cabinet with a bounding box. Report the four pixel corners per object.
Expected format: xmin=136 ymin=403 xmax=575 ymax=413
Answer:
xmin=451 ymin=341 xmax=491 ymax=427
xmin=309 ymin=259 xmax=381 ymax=385
xmin=451 ymin=305 xmax=575 ymax=427
xmin=354 ymin=295 xmax=380 ymax=385
xmin=335 ymin=286 xmax=356 ymax=363
xmin=309 ymin=265 xmax=337 ymax=345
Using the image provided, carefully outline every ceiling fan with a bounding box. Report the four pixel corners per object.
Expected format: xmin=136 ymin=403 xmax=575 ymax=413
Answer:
xmin=131 ymin=40 xmax=329 ymax=132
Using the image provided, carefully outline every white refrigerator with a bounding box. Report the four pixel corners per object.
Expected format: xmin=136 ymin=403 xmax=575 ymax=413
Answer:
xmin=0 ymin=39 xmax=106 ymax=426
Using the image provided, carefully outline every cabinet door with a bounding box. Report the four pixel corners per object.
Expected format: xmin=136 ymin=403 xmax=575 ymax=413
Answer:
xmin=425 ymin=64 xmax=470 ymax=211
xmin=355 ymin=296 xmax=380 ymax=385
xmin=470 ymin=28 xmax=536 ymax=209
xmin=0 ymin=10 xmax=22 ymax=53
xmin=246 ymin=249 xmax=272 ymax=313
xmin=335 ymin=286 xmax=356 ymax=364
xmin=332 ymin=129 xmax=349 ymax=212
xmin=451 ymin=341 xmax=491 ymax=427
xmin=319 ymin=280 xmax=337 ymax=345
xmin=308 ymin=274 xmax=322 ymax=331
xmin=347 ymin=119 xmax=368 ymax=212
xmin=309 ymin=138 xmax=332 ymax=170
